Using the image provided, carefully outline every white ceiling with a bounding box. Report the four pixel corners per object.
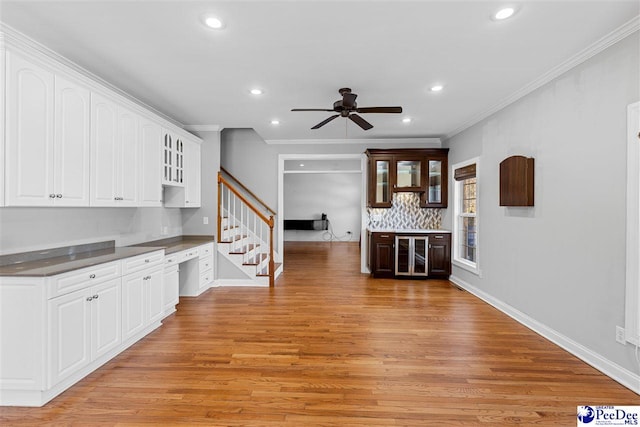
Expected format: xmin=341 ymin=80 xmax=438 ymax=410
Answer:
xmin=1 ymin=1 xmax=638 ymax=142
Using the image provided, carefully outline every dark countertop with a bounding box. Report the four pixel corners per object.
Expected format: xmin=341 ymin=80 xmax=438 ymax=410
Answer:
xmin=0 ymin=235 xmax=215 ymax=278
xmin=0 ymin=246 xmax=162 ymax=277
xmin=367 ymin=229 xmax=451 ymax=234
xmin=129 ymin=235 xmax=215 ymax=255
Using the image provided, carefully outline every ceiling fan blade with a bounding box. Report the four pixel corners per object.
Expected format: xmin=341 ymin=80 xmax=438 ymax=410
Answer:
xmin=356 ymin=106 xmax=403 ymax=114
xmin=342 ymin=92 xmax=357 ymax=108
xmin=349 ymin=114 xmax=373 ymax=130
xmin=292 ymin=108 xmax=334 ymax=112
xmin=311 ymin=114 xmax=340 ymax=129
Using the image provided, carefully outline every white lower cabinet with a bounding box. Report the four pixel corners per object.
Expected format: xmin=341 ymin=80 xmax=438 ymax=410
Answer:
xmin=48 ymin=277 xmax=121 ymax=387
xmin=122 ymin=264 xmax=163 ymax=342
xmin=163 ymin=255 xmax=180 ymax=317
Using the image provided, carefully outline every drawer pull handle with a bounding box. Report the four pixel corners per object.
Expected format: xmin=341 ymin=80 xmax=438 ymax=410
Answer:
xmin=56 ymin=194 xmax=62 ymax=198
xmin=49 ymin=194 xmax=56 ymax=198
xmin=145 ymin=259 xmax=150 ymax=263
xmin=434 ymin=236 xmax=443 ymax=239
xmin=380 ymin=235 xmax=389 ymax=238
xmin=89 ymin=274 xmax=96 ymax=279
xmin=93 ymin=294 xmax=99 ymax=299
xmin=86 ymin=296 xmax=93 ymax=302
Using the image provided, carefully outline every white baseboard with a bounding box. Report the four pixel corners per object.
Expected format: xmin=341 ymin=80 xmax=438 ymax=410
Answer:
xmin=212 ymin=279 xmax=268 ymax=288
xmin=449 ymin=275 xmax=640 ymax=395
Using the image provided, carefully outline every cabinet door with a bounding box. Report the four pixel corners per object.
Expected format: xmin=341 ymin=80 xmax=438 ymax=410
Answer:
xmin=49 ymin=288 xmax=91 ymax=387
xmin=162 ymin=131 xmax=173 ymax=185
xmin=163 ymin=265 xmax=180 ymax=314
xmin=371 ymin=234 xmax=395 ymax=277
xmin=428 ymin=234 xmax=451 ymax=277
xmin=412 ymin=237 xmax=429 ymax=276
xmin=395 ymin=157 xmax=422 ymax=191
xmin=184 ymin=139 xmax=201 ymax=207
xmin=90 ymin=278 xmax=122 ymax=360
xmin=122 ymin=273 xmax=146 ymax=341
xmin=369 ymin=157 xmax=392 ymax=208
xmin=395 ymin=236 xmax=411 ymax=276
xmin=422 ymin=154 xmax=448 ymax=208
xmin=139 ymin=118 xmax=162 ymax=206
xmin=147 ymin=268 xmax=164 ymax=324
xmin=54 ymin=75 xmax=91 ymax=206
xmin=90 ymin=93 xmax=118 ymax=206
xmin=117 ymin=107 xmax=139 ymax=206
xmin=5 ymin=51 xmax=55 ymax=206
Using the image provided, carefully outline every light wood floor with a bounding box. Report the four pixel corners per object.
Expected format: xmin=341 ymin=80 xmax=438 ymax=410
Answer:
xmin=1 ymin=241 xmax=637 ymax=426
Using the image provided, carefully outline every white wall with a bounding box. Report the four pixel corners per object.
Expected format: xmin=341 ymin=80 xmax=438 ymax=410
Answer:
xmin=284 ymin=173 xmax=361 ymax=242
xmin=0 ymin=207 xmax=183 ymax=254
xmin=443 ymin=33 xmax=640 ymax=387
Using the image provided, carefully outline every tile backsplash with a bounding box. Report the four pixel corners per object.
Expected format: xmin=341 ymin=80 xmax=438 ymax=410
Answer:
xmin=367 ymin=192 xmax=442 ymax=230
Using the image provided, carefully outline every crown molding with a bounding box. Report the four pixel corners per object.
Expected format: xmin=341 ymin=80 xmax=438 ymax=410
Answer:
xmin=264 ymin=137 xmax=442 ymax=146
xmin=183 ymin=125 xmax=223 ymax=132
xmin=445 ymin=15 xmax=640 ymax=140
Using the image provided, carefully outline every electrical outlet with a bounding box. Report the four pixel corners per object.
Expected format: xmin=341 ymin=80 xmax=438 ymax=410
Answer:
xmin=203 ymin=216 xmax=209 ymax=225
xmin=616 ymin=326 xmax=626 ymax=345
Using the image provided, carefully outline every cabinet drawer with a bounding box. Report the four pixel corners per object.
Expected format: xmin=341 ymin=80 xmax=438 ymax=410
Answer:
xmin=176 ymin=247 xmax=199 ymax=263
xmin=164 ymin=254 xmax=179 ymax=267
xmin=429 ymin=233 xmax=451 ymax=241
xmin=199 ymin=270 xmax=213 ymax=288
xmin=48 ymin=261 xmax=121 ymax=299
xmin=198 ymin=243 xmax=214 ymax=259
xmin=122 ymin=251 xmax=164 ymax=276
xmin=199 ymin=256 xmax=213 ymax=273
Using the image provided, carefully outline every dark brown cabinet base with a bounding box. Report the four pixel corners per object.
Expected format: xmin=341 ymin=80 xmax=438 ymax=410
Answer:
xmin=368 ymin=231 xmax=451 ymax=279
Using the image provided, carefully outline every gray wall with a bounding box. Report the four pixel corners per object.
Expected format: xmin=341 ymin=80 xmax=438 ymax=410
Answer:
xmin=182 ymin=131 xmax=220 ymax=237
xmin=0 ymin=207 xmax=183 ymax=254
xmin=284 ymin=172 xmax=361 ymax=242
xmin=443 ymin=34 xmax=639 ymax=377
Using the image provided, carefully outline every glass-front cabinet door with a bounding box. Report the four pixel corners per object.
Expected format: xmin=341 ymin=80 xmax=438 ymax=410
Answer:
xmin=395 ymin=158 xmax=422 ymax=191
xmin=369 ymin=158 xmax=392 ymax=208
xmin=395 ymin=236 xmax=411 ymax=275
xmin=412 ymin=237 xmax=428 ymax=275
xmin=421 ymin=154 xmax=448 ymax=208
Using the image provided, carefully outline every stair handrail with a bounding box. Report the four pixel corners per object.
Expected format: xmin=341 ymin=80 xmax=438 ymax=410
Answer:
xmin=217 ymin=171 xmax=276 ymax=287
xmin=220 ymin=166 xmax=276 ymax=216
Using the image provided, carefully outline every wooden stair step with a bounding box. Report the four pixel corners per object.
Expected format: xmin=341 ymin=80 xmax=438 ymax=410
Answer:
xmin=256 ymin=262 xmax=282 ymax=277
xmin=243 ymin=253 xmax=268 ymax=266
xmin=219 ymin=235 xmax=247 ymax=243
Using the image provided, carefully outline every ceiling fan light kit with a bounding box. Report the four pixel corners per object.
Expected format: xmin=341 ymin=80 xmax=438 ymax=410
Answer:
xmin=292 ymin=88 xmax=402 ymax=130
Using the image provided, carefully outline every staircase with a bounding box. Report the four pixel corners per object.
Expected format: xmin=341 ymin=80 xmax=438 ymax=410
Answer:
xmin=217 ymin=169 xmax=282 ymax=287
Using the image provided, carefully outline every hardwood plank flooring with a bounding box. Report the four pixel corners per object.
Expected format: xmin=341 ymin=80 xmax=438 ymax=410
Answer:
xmin=1 ymin=241 xmax=637 ymax=426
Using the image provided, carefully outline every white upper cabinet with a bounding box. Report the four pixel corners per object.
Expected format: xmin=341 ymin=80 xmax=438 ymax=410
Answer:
xmin=90 ymin=93 xmax=118 ymax=206
xmin=139 ymin=118 xmax=162 ymax=206
xmin=54 ymin=75 xmax=91 ymax=206
xmin=5 ymin=51 xmax=55 ymax=206
xmin=117 ymin=107 xmax=138 ymax=206
xmin=184 ymin=139 xmax=201 ymax=208
xmin=5 ymin=52 xmax=91 ymax=207
xmin=162 ymin=130 xmax=184 ymax=187
xmin=90 ymin=94 xmax=139 ymax=207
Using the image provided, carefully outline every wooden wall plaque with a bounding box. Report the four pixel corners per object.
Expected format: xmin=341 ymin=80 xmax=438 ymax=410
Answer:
xmin=500 ymin=156 xmax=534 ymax=206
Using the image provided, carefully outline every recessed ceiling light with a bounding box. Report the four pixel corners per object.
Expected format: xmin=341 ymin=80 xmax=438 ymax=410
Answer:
xmin=250 ymin=88 xmax=263 ymax=95
xmin=271 ymin=120 xmax=280 ymax=125
xmin=299 ymin=163 xmax=305 ymax=167
xmin=430 ymin=85 xmax=444 ymax=92
xmin=494 ymin=7 xmax=515 ymax=20
xmin=402 ymin=118 xmax=412 ymax=123
xmin=202 ymin=15 xmax=224 ymax=29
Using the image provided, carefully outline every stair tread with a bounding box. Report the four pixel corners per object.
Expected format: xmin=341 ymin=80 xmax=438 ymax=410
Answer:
xmin=242 ymin=253 xmax=268 ymax=266
xmin=256 ymin=262 xmax=282 ymax=277
xmin=230 ymin=244 xmax=259 ymax=255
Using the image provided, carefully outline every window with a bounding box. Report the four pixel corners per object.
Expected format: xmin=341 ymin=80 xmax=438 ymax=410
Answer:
xmin=453 ymin=159 xmax=479 ymax=274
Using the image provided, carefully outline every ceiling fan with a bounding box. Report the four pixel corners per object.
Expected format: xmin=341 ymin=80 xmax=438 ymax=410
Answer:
xmin=291 ymin=88 xmax=402 ymax=130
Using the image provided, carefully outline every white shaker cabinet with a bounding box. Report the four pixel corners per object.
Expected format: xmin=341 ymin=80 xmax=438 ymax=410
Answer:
xmin=5 ymin=51 xmax=55 ymax=206
xmin=48 ymin=277 xmax=121 ymax=388
xmin=139 ymin=118 xmax=163 ymax=206
xmin=5 ymin=53 xmax=91 ymax=207
xmin=90 ymin=93 xmax=139 ymax=207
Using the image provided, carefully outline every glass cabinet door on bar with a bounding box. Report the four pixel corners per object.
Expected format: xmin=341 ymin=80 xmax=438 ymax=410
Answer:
xmin=370 ymin=158 xmax=392 ymax=208
xmin=421 ymin=153 xmax=448 ymax=208
xmin=395 ymin=159 xmax=422 ymax=191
